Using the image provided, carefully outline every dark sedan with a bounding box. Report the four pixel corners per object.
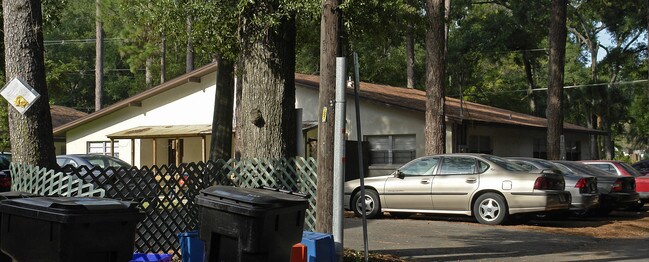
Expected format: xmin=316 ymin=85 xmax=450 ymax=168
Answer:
xmin=56 ymin=154 xmax=158 ymax=201
xmin=553 ymin=161 xmax=640 ymax=215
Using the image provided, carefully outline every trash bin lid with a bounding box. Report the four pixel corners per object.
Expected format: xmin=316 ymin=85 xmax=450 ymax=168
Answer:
xmin=0 ymin=197 xmax=144 ymax=223
xmin=0 ymin=191 xmax=41 ymax=200
xmin=199 ymin=186 xmax=308 ymax=208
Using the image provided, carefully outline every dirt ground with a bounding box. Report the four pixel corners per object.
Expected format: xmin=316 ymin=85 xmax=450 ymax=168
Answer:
xmin=395 ymin=206 xmax=649 ymax=239
xmin=513 ymin=208 xmax=649 ymax=239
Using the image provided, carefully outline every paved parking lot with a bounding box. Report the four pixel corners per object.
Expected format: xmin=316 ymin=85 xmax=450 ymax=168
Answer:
xmin=343 ymin=211 xmax=649 ymax=261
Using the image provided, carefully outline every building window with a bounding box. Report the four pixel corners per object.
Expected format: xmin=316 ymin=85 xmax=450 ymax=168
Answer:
xmin=87 ymin=141 xmax=117 ymax=157
xmin=565 ymin=140 xmax=581 ymax=161
xmin=468 ymin=135 xmax=492 ymax=154
xmin=367 ymin=135 xmax=416 ymax=165
xmin=533 ymin=139 xmax=547 ymax=159
xmin=533 ymin=139 xmax=580 ymax=160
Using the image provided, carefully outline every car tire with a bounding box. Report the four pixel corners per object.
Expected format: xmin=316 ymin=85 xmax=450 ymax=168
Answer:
xmin=473 ymin=193 xmax=508 ymax=225
xmin=390 ymin=212 xmax=411 ymax=219
xmin=352 ymin=189 xmax=382 ymax=219
xmin=626 ymin=202 xmax=645 ymax=212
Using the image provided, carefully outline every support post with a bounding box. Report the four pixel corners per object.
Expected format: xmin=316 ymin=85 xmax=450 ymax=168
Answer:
xmin=131 ymin=138 xmax=135 ymax=165
xmin=333 ymin=57 xmax=347 ymax=261
xmin=152 ymin=138 xmax=157 ymax=165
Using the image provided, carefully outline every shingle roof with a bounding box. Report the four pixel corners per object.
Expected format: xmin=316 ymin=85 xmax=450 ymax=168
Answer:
xmin=50 ymin=105 xmax=87 ymax=129
xmin=294 ymin=73 xmax=604 ymax=134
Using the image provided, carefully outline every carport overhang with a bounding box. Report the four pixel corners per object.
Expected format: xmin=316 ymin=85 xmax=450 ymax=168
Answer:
xmin=107 ymin=125 xmax=212 ymax=165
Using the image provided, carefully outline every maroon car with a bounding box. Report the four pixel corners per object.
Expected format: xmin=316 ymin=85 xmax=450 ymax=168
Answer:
xmin=581 ymin=160 xmax=648 ymax=210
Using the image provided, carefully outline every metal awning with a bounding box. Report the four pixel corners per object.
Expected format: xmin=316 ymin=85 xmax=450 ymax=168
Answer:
xmin=107 ymin=125 xmax=212 ymax=139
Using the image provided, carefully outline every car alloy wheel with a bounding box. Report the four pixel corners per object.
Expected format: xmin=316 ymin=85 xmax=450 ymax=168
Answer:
xmin=473 ymin=193 xmax=508 ymax=225
xmin=352 ymin=190 xmax=382 ymax=219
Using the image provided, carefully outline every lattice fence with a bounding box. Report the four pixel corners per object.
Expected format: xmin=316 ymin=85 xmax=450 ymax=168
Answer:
xmin=13 ymin=157 xmax=317 ymax=258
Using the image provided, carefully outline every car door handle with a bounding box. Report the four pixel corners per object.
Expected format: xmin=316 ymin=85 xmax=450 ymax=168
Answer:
xmin=465 ymin=178 xmax=477 ymax=184
xmin=420 ymin=179 xmax=431 ymax=184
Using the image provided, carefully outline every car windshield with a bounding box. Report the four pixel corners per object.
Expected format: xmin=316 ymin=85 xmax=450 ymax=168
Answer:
xmin=557 ymin=162 xmax=613 ymax=178
xmin=619 ymin=162 xmax=643 ymax=177
xmin=82 ymin=155 xmax=132 ymax=169
xmin=483 ymin=155 xmax=527 ymax=171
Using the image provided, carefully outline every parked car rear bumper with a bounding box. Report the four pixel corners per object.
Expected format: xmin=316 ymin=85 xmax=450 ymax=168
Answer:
xmin=600 ymin=192 xmax=641 ymax=209
xmin=507 ymin=191 xmax=571 ymax=214
xmin=638 ymin=192 xmax=649 ymax=203
xmin=569 ymin=193 xmax=599 ymax=211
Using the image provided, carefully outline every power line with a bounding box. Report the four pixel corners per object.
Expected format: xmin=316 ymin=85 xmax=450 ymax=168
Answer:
xmin=451 ymin=79 xmax=649 ymax=97
xmin=43 ymin=38 xmax=125 ymax=46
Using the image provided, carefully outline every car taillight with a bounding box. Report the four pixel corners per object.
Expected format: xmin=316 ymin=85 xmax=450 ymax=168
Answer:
xmin=534 ymin=177 xmax=563 ymax=190
xmin=0 ymin=176 xmax=11 ymax=189
xmin=612 ymin=179 xmax=623 ymax=192
xmin=574 ymin=178 xmax=587 ymax=188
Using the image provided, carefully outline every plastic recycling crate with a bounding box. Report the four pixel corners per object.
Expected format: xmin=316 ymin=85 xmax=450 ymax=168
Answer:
xmin=197 ymin=186 xmax=309 ymax=262
xmin=0 ymin=197 xmax=144 ymax=262
xmin=177 ymin=230 xmax=204 ymax=262
xmin=301 ymin=231 xmax=335 ymax=262
xmin=130 ymin=253 xmax=173 ymax=262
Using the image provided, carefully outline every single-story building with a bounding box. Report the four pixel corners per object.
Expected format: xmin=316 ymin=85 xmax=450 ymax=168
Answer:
xmin=53 ymin=63 xmax=604 ymax=174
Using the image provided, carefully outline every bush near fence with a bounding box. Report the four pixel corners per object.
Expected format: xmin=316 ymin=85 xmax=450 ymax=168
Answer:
xmin=11 ymin=157 xmax=318 ymax=259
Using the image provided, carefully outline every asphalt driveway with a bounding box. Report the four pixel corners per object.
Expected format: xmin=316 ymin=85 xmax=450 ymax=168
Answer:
xmin=343 ymin=215 xmax=649 ymax=261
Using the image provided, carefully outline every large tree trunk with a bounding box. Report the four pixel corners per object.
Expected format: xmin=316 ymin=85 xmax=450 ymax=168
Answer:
xmin=236 ymin=3 xmax=296 ymax=159
xmin=209 ymin=55 xmax=235 ymax=161
xmin=95 ymin=0 xmax=103 ymax=111
xmin=546 ymin=0 xmax=567 ymax=160
xmin=424 ymin=0 xmax=446 ymax=155
xmin=3 ymin=0 xmax=56 ymax=169
xmin=315 ymin=0 xmax=339 ymax=234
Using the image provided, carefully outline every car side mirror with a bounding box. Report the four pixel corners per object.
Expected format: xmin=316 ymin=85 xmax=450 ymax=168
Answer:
xmin=394 ymin=170 xmax=405 ymax=179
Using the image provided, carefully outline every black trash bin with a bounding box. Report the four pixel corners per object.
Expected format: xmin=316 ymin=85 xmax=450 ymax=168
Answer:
xmin=197 ymin=186 xmax=309 ymax=262
xmin=0 ymin=197 xmax=144 ymax=262
xmin=0 ymin=192 xmax=41 ymax=262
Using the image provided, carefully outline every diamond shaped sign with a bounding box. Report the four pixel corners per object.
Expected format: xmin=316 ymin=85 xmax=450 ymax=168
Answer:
xmin=0 ymin=77 xmax=40 ymax=115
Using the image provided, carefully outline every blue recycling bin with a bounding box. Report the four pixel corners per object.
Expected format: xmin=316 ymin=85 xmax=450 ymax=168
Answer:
xmin=301 ymin=231 xmax=335 ymax=262
xmin=130 ymin=253 xmax=173 ymax=262
xmin=178 ymin=230 xmax=204 ymax=262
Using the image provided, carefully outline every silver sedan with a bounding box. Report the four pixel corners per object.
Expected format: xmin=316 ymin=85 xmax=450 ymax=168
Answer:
xmin=344 ymin=154 xmax=572 ymax=225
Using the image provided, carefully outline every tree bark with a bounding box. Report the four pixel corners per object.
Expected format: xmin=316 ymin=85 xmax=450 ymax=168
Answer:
xmin=315 ymin=0 xmax=339 ymax=234
xmin=3 ymin=0 xmax=56 ymax=169
xmin=95 ymin=0 xmax=103 ymax=111
xmin=209 ymin=55 xmax=235 ymax=161
xmin=546 ymin=0 xmax=567 ymax=160
xmin=236 ymin=2 xmax=296 ymax=159
xmin=425 ymin=0 xmax=447 ymax=155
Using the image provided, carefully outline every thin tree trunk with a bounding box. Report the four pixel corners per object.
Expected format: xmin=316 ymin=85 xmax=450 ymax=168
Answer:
xmin=95 ymin=0 xmax=103 ymax=111
xmin=236 ymin=3 xmax=296 ymax=159
xmin=425 ymin=0 xmax=446 ymax=155
xmin=315 ymin=0 xmax=339 ymax=234
xmin=546 ymin=0 xmax=567 ymax=160
xmin=209 ymin=55 xmax=235 ymax=161
xmin=406 ymin=25 xmax=415 ymax=88
xmin=3 ymin=0 xmax=56 ymax=169
xmin=523 ymin=50 xmax=536 ymax=114
xmin=161 ymin=32 xmax=166 ymax=83
xmin=145 ymin=57 xmax=153 ymax=88
xmin=186 ymin=16 xmax=194 ymax=73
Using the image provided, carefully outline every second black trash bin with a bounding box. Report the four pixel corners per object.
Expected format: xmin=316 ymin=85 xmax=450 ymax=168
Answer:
xmin=197 ymin=186 xmax=309 ymax=262
xmin=0 ymin=197 xmax=144 ymax=262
